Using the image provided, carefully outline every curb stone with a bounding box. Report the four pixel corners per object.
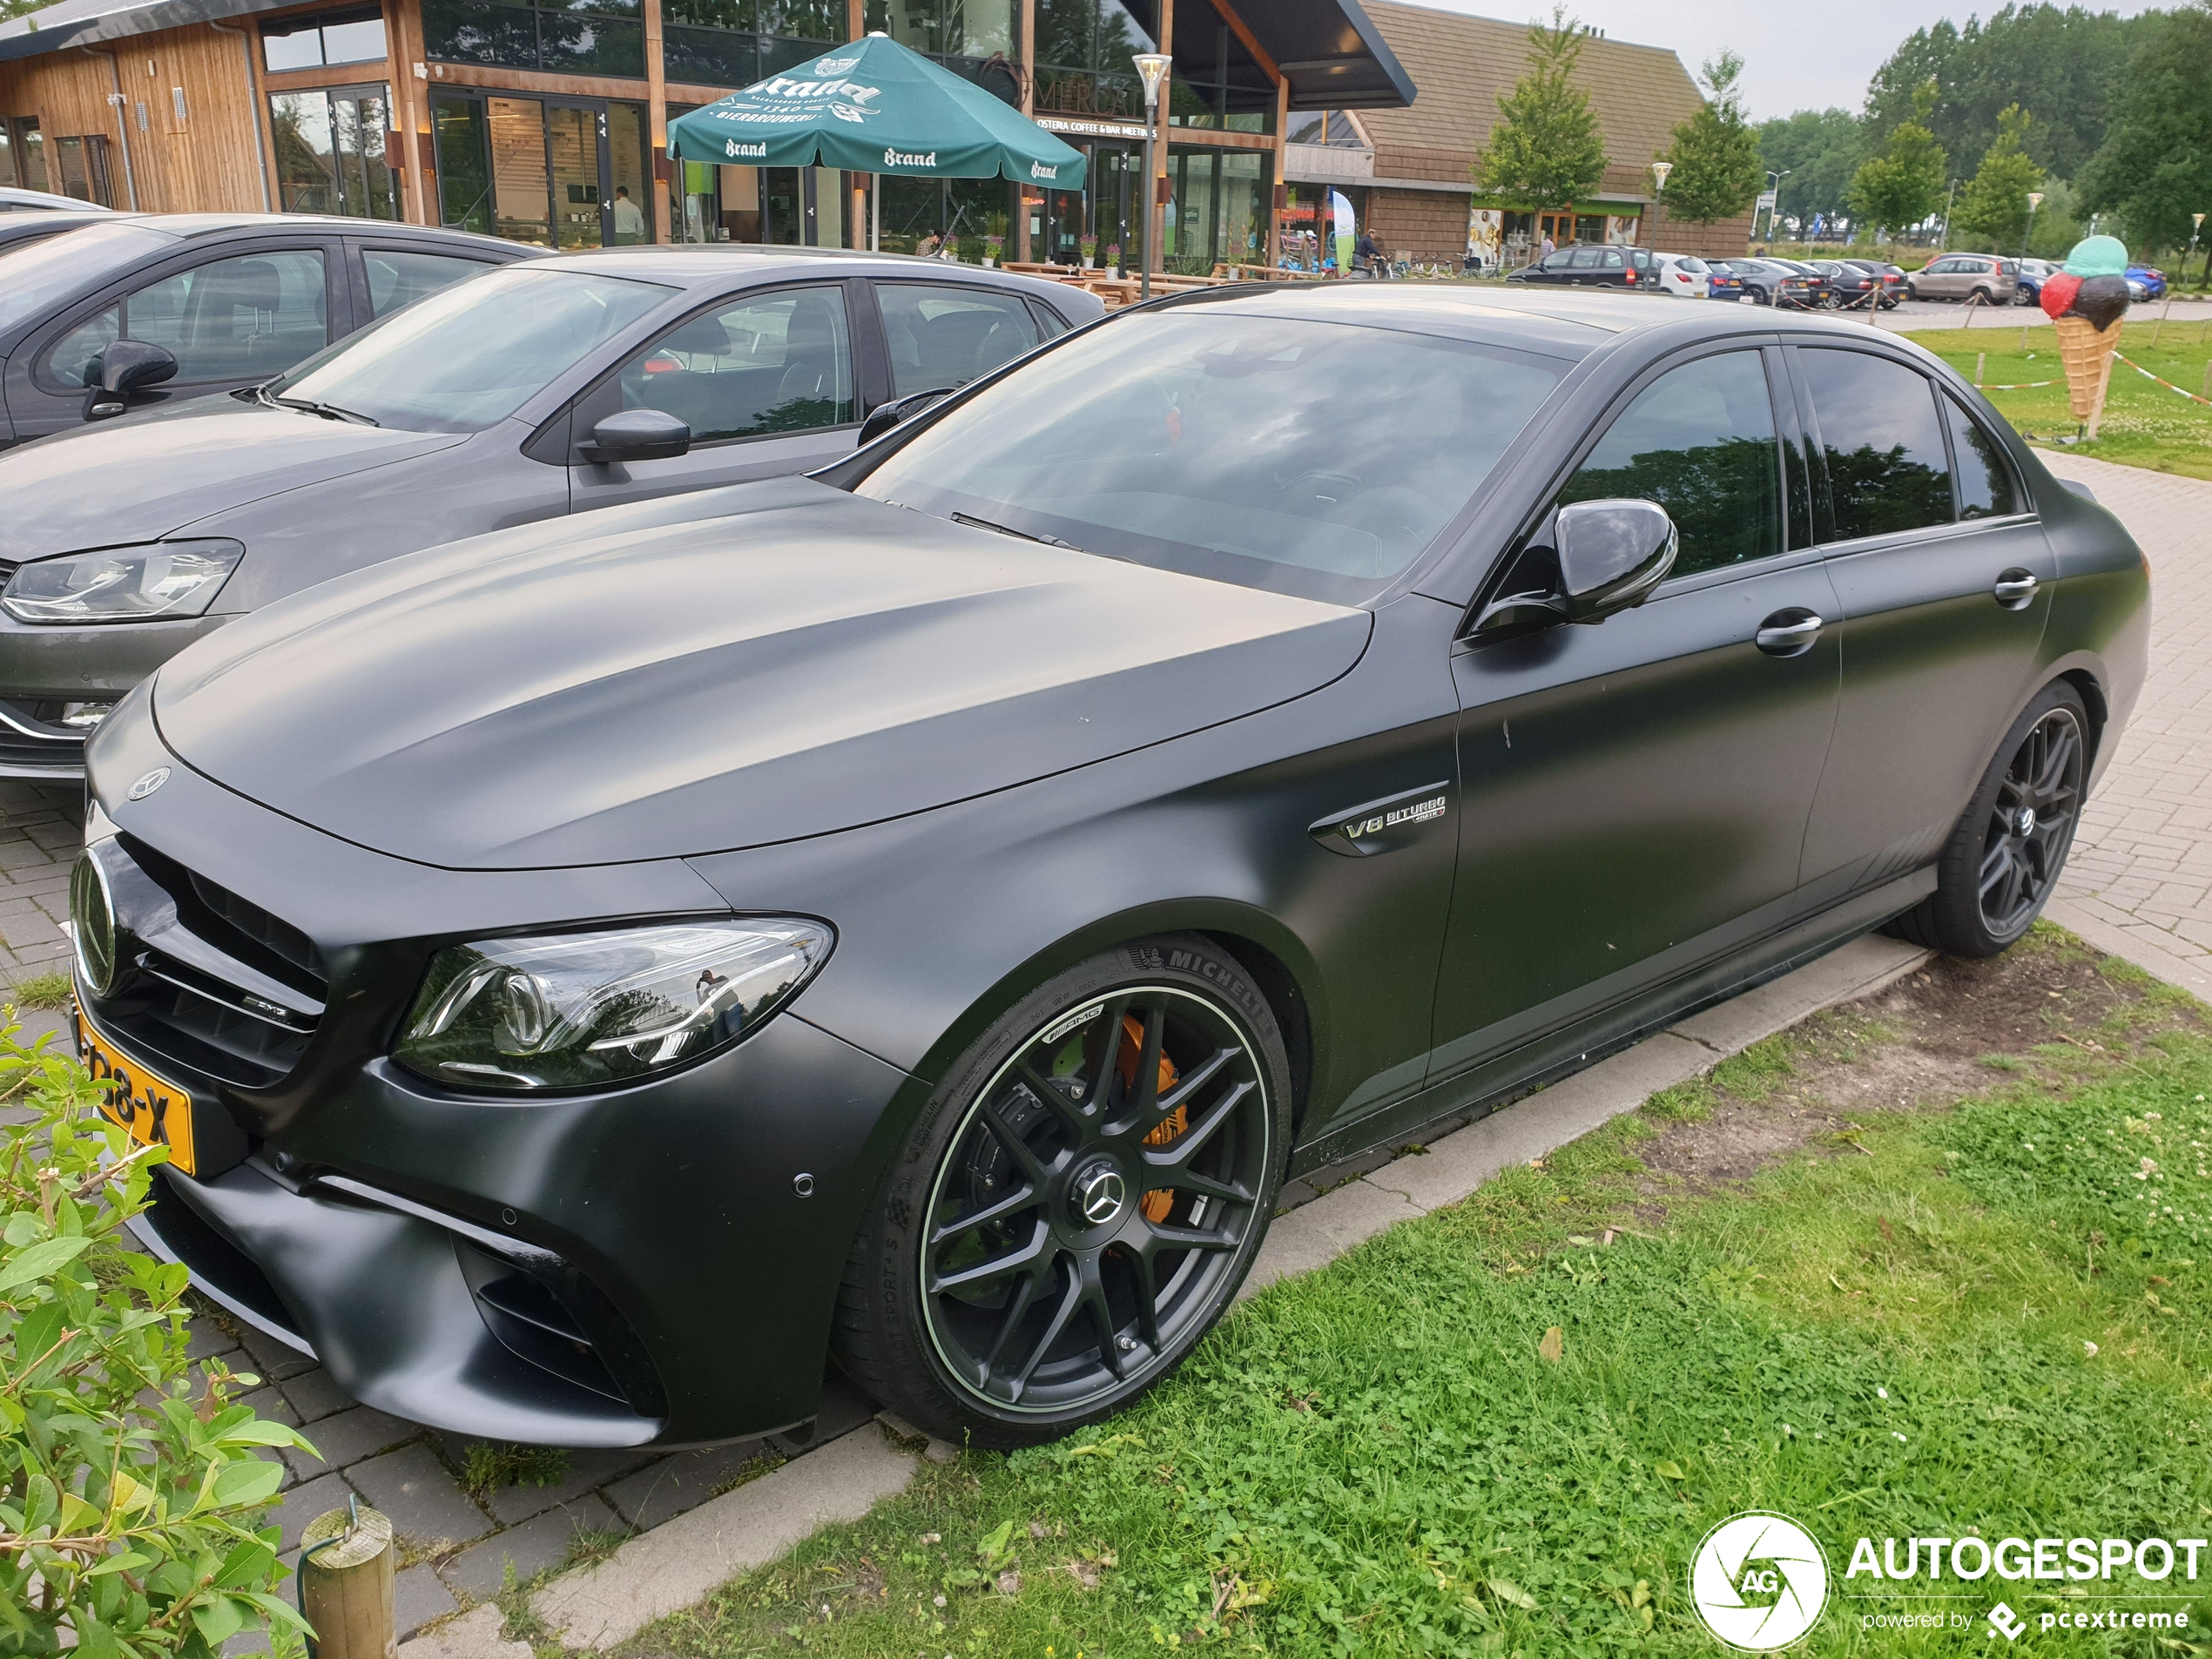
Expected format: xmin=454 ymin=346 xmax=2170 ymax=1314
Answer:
xmin=527 ymin=1425 xmax=920 ymax=1650
xmin=2046 ymin=895 xmax=2212 ymax=1001
xmin=388 ymin=932 xmax=1927 ymax=1659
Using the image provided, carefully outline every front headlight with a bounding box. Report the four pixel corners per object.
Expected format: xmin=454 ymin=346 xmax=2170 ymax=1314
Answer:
xmin=395 ymin=918 xmax=833 ymax=1092
xmin=3 ymin=540 xmax=243 ymax=624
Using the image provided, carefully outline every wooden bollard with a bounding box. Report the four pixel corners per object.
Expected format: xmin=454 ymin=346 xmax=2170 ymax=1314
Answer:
xmin=299 ymin=1503 xmax=396 ymax=1659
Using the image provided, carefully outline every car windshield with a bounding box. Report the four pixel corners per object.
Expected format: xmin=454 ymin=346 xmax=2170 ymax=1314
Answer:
xmin=0 ymin=221 xmax=172 ymax=335
xmin=271 ymin=266 xmax=672 ymax=433
xmin=854 ymin=308 xmax=1568 ymax=604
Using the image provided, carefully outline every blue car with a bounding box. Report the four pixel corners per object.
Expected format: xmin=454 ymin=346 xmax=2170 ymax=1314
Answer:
xmin=2127 ymin=264 xmax=2168 ymax=300
xmin=1707 ymin=266 xmax=1746 ymax=301
xmin=2016 ymin=259 xmax=2059 ymax=304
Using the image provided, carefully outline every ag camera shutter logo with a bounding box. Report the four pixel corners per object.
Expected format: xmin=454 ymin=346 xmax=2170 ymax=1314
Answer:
xmin=1689 ymin=1513 xmax=1830 ymax=1650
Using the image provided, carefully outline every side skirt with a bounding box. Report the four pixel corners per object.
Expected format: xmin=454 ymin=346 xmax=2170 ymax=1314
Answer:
xmin=1287 ymin=867 xmax=1936 ymax=1179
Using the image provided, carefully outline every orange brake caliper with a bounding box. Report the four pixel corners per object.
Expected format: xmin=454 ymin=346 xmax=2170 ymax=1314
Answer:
xmin=1116 ymin=1015 xmax=1183 ymax=1223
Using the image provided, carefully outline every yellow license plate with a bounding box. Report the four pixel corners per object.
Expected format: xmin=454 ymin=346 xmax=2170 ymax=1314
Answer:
xmin=76 ymin=1006 xmax=196 ymax=1177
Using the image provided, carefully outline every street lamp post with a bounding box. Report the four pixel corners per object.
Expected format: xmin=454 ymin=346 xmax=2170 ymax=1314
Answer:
xmin=2020 ymin=190 xmax=2043 ymax=270
xmin=1764 ymin=168 xmax=1791 ymax=243
xmin=1132 ymin=51 xmax=1171 ymax=301
xmin=2152 ymin=211 xmax=2202 ymax=346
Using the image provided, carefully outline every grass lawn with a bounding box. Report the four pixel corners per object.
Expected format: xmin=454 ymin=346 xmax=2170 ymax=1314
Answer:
xmin=1907 ymin=318 xmax=2212 ymax=481
xmin=592 ymin=930 xmax=2211 ymax=1657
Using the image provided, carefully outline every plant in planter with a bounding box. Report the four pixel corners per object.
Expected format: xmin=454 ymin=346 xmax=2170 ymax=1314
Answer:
xmin=1079 ymin=237 xmax=1098 ymax=267
xmin=0 ymin=1015 xmax=317 ymax=1659
xmin=983 ymin=233 xmax=1005 ymax=267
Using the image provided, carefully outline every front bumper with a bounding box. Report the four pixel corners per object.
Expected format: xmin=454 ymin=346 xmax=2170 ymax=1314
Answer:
xmin=0 ymin=613 xmax=230 ymax=779
xmin=84 ymin=703 xmax=921 ymax=1447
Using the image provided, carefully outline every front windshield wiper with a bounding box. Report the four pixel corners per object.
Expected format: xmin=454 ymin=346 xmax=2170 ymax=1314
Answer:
xmin=253 ymin=381 xmax=379 ymax=426
xmin=951 ymin=510 xmax=1084 ymax=552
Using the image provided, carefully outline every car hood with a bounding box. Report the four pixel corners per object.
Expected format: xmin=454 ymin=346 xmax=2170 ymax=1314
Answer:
xmin=153 ymin=477 xmax=1372 ymax=869
xmin=0 ymin=401 xmax=465 ymax=563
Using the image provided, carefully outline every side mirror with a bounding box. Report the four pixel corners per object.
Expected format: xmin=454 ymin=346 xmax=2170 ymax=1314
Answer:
xmin=82 ymin=341 xmax=178 ymax=421
xmin=857 ymin=387 xmax=954 ymax=447
xmin=577 ymin=408 xmax=690 ymax=464
xmin=1473 ymin=498 xmax=1677 ymax=634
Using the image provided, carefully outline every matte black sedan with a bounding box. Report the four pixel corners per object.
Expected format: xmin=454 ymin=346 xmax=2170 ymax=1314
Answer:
xmin=0 ymin=247 xmax=1098 ymax=778
xmin=0 ymin=212 xmax=524 ymax=451
xmin=75 ymin=287 xmax=2146 ymax=1451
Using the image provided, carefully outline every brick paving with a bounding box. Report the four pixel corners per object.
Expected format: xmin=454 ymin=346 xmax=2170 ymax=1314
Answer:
xmin=2036 ymin=451 xmax=2212 ymax=992
xmin=189 ymin=1308 xmax=876 ymax=1639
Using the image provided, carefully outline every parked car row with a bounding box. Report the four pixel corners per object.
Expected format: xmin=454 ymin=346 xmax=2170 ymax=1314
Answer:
xmin=9 ymin=210 xmax=2151 ymax=1458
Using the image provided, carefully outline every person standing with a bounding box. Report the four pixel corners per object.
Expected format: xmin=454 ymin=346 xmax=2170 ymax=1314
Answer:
xmin=1540 ymin=231 xmax=1555 ymax=260
xmin=612 ymin=185 xmax=645 ymax=244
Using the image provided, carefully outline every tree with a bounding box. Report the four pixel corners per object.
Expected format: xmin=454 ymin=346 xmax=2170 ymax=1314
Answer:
xmin=1864 ymin=5 xmax=2146 ymax=184
xmin=1757 ymin=107 xmax=1865 ymax=236
xmin=1472 ymin=6 xmax=1608 ymax=211
xmin=1850 ymin=82 xmax=1949 ymax=240
xmin=2080 ymin=3 xmax=2212 ymax=263
xmin=1656 ymin=50 xmax=1766 ymax=228
xmin=1950 ymin=104 xmax=2044 ymax=250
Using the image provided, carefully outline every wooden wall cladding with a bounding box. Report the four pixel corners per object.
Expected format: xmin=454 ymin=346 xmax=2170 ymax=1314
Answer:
xmin=1 ymin=24 xmax=266 ymax=211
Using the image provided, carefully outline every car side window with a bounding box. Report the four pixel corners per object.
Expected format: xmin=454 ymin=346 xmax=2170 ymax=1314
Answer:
xmin=1568 ymin=246 xmax=1602 ymax=269
xmin=364 ymin=249 xmax=491 ymax=317
xmin=875 ymin=283 xmax=1040 ymax=399
xmin=1541 ymin=249 xmax=1574 ymax=272
xmin=1799 ymin=349 xmax=1954 ymax=541
xmin=1600 ymin=248 xmax=1624 ymax=269
xmin=1555 ymin=350 xmax=1783 ymax=578
xmin=616 ymin=285 xmax=853 ymax=443
xmin=44 ymin=249 xmax=329 ymax=388
xmin=1943 ymin=394 xmax=2020 ymax=519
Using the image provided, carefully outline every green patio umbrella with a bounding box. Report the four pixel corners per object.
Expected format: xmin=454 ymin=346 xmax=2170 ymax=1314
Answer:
xmin=665 ymin=34 xmax=1087 ymax=208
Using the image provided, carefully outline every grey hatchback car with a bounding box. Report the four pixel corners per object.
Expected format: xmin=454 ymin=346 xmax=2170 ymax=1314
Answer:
xmin=0 ymin=247 xmax=1103 ymax=777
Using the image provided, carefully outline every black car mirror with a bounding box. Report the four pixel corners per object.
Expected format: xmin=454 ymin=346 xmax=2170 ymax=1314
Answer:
xmin=857 ymin=387 xmax=954 ymax=447
xmin=82 ymin=340 xmax=178 ymax=421
xmin=579 ymin=408 xmax=691 ymax=464
xmin=1554 ymin=498 xmax=1678 ymax=623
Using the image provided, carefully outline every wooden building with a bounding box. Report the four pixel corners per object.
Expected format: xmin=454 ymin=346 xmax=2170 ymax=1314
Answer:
xmin=1282 ymin=0 xmax=1755 ymax=268
xmin=0 ymin=0 xmax=1417 ymax=272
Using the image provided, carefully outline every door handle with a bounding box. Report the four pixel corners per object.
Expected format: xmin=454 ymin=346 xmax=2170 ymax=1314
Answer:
xmin=1755 ymin=610 xmax=1824 ymax=657
xmin=1993 ymin=569 xmax=2039 ymax=609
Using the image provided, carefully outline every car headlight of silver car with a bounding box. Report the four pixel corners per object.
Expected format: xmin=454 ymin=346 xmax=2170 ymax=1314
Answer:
xmin=3 ymin=540 xmax=243 ymax=624
xmin=395 ymin=918 xmax=833 ymax=1091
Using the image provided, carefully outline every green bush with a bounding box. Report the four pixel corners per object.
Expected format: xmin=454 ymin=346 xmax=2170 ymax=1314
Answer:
xmin=0 ymin=1015 xmax=316 ymax=1659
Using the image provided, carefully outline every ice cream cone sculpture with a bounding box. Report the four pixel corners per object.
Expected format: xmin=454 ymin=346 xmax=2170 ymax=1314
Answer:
xmin=2039 ymin=234 xmax=2132 ymax=431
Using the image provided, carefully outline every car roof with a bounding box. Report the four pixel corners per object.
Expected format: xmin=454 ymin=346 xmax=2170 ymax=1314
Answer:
xmin=117 ymin=212 xmax=518 ymax=254
xmin=1134 ymin=281 xmax=1901 ymax=361
xmin=547 ymin=243 xmax=1091 ymax=299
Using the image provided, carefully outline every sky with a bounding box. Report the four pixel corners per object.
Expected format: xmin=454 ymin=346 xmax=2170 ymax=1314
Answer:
xmin=1414 ymin=0 xmax=2164 ymax=120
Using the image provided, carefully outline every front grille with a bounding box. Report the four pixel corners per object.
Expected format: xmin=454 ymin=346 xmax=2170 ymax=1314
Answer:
xmin=88 ymin=837 xmax=327 ymax=1086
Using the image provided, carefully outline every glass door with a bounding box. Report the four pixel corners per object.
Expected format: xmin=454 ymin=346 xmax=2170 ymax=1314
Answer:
xmin=546 ymin=101 xmax=606 ymax=249
xmin=486 ymin=97 xmax=553 ymax=246
xmin=271 ymin=85 xmax=395 ymax=219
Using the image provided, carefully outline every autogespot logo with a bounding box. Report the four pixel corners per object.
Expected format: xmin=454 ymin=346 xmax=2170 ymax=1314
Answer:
xmin=1690 ymin=1513 xmax=1831 ymax=1650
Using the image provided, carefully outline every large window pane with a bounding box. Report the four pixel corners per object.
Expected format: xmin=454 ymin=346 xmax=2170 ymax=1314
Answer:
xmin=663 ymin=24 xmax=758 ymax=84
xmin=1556 ymin=351 xmax=1782 ymax=578
xmin=487 ymin=97 xmax=552 ymax=246
xmin=432 ymin=95 xmax=493 ymax=232
xmin=1800 ymin=348 xmax=1953 ymax=542
xmin=1944 ymin=395 xmax=2019 ymax=520
xmin=421 ymin=0 xmax=538 ymax=66
xmin=609 ymin=103 xmax=652 ymax=244
xmin=539 ymin=14 xmax=644 ymax=74
xmin=270 ymin=92 xmax=340 ymax=212
xmin=877 ymin=283 xmax=1037 ymax=395
xmin=124 ymin=251 xmax=329 ymax=383
xmin=618 ymin=286 xmax=853 ymax=441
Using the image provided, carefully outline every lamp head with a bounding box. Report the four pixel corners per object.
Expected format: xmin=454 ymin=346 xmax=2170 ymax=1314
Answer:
xmin=1650 ymin=159 xmax=1672 ymax=193
xmin=2027 ymin=191 xmax=2044 ymax=209
xmin=1133 ymin=52 xmax=1171 ymax=108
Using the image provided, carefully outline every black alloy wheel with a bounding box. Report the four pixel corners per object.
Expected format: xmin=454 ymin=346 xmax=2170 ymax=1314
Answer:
xmin=835 ymin=936 xmax=1290 ymax=1447
xmin=1888 ymin=682 xmax=2089 ymax=958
